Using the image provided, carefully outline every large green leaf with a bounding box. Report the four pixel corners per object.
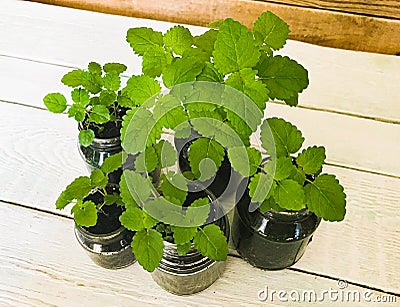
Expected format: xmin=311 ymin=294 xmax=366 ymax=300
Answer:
xmin=43 ymin=93 xmax=67 ymax=113
xmin=273 ymin=179 xmax=305 ymax=210
xmin=126 ymin=27 xmax=164 ymax=56
xmin=163 ymin=25 xmax=193 ymax=55
xmin=296 ymin=146 xmax=326 ymax=174
xmin=253 ymin=11 xmax=289 ymax=50
xmin=131 ymin=229 xmax=164 ymax=272
xmin=193 ymin=224 xmax=228 ymax=261
xmin=71 ymin=200 xmax=98 ymax=227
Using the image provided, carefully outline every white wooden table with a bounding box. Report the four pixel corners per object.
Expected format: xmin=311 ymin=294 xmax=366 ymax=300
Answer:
xmin=0 ymin=1 xmax=399 ymax=306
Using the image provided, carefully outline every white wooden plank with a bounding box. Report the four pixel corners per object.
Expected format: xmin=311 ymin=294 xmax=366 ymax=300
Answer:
xmin=0 ymin=202 xmax=397 ymax=306
xmin=0 ymin=103 xmax=399 ymax=292
xmin=1 ymin=1 xmax=400 ymax=122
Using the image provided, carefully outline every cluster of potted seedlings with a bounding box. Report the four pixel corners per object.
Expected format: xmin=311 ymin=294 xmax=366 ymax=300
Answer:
xmin=43 ymin=11 xmax=346 ymax=295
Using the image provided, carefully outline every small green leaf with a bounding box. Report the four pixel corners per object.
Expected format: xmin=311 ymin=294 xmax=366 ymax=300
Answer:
xmin=78 ymin=129 xmax=95 ymax=147
xmin=257 ymin=55 xmax=309 ymax=100
xmin=225 ymin=68 xmax=269 ymax=111
xmin=261 ymin=117 xmax=304 ymax=157
xmin=43 ymin=93 xmax=67 ymax=113
xmin=162 ymin=57 xmax=204 ymax=88
xmin=253 ymin=11 xmax=290 ymax=50
xmin=89 ymin=105 xmax=110 ymax=124
xmin=163 ymin=25 xmax=193 ymax=55
xmin=213 ymin=18 xmax=260 ymax=74
xmin=71 ymin=88 xmax=90 ymax=105
xmin=119 ymin=207 xmax=157 ymax=231
xmin=90 ymin=169 xmax=107 ymax=188
xmin=72 ymin=200 xmax=98 ymax=227
xmin=61 ymin=69 xmax=84 ymax=87
xmin=142 ymin=45 xmax=173 ymax=77
xmin=177 ymin=242 xmax=191 ymax=256
xmin=88 ymin=62 xmax=102 ymax=75
xmin=194 ymin=29 xmax=218 ymax=57
xmin=227 ymin=146 xmax=261 ymax=177
xmin=274 ymin=179 xmax=305 ymax=210
xmin=99 ymin=90 xmax=117 ymax=106
xmin=103 ymin=72 xmax=121 ymax=91
xmin=193 ymin=224 xmax=228 ymax=261
xmin=104 ymin=193 xmax=124 ymax=206
xmin=173 ymin=227 xmax=198 ymax=244
xmin=123 ymin=75 xmax=161 ymax=106
xmin=117 ymin=92 xmax=135 ymax=108
xmin=131 ymin=229 xmax=164 ymax=272
xmin=101 ymin=152 xmax=126 ymax=174
xmin=296 ymin=146 xmax=326 ymax=174
xmin=103 ymin=63 xmax=127 ymax=74
xmin=274 ymin=156 xmax=297 ymax=181
xmin=58 ymin=176 xmax=92 ymax=209
xmin=68 ymin=104 xmax=85 ymax=122
xmin=188 ymin=138 xmax=225 ymax=181
xmin=248 ymin=172 xmax=274 ymax=203
xmin=81 ymin=71 xmax=102 ymax=94
xmin=305 ymin=174 xmax=346 ymax=221
xmin=159 ymin=172 xmax=188 ymax=206
xmin=126 ymin=27 xmax=164 ymax=56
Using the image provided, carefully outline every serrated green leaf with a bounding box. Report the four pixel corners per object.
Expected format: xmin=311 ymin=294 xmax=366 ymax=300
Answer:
xmin=71 ymin=88 xmax=90 ymax=105
xmin=99 ymin=90 xmax=117 ymax=106
xmin=119 ymin=207 xmax=157 ymax=231
xmin=194 ymin=29 xmax=218 ymax=57
xmin=81 ymin=71 xmax=102 ymax=94
xmin=274 ymin=156 xmax=296 ymax=181
xmin=142 ymin=45 xmax=173 ymax=77
xmin=103 ymin=63 xmax=127 ymax=74
xmin=135 ymin=146 xmax=159 ymax=173
xmin=154 ymin=140 xmax=177 ymax=168
xmin=90 ymin=169 xmax=108 ymax=188
xmin=163 ymin=25 xmax=193 ymax=55
xmin=121 ymin=107 xmax=162 ymax=155
xmin=143 ymin=197 xmax=186 ymax=226
xmin=153 ymin=94 xmax=188 ymax=130
xmin=78 ymin=129 xmax=95 ymax=147
xmin=43 ymin=93 xmax=67 ymax=113
xmin=248 ymin=172 xmax=275 ymax=203
xmin=213 ymin=18 xmax=260 ymax=74
xmin=119 ymin=172 xmax=139 ymax=208
xmin=72 ymin=200 xmax=98 ymax=227
xmin=159 ymin=172 xmax=188 ymax=206
xmin=228 ymin=146 xmax=261 ymax=177
xmin=253 ymin=11 xmax=289 ymax=50
xmin=123 ymin=75 xmax=161 ymax=106
xmin=305 ymin=174 xmax=346 ymax=221
xmin=188 ymin=138 xmax=225 ymax=181
xmin=103 ymin=72 xmax=120 ymax=91
xmin=131 ymin=229 xmax=164 ymax=272
xmin=197 ymin=62 xmax=223 ymax=82
xmin=274 ymin=179 xmax=305 ymax=210
xmin=193 ymin=224 xmax=228 ymax=261
xmin=89 ymin=105 xmax=110 ymax=124
xmin=68 ymin=104 xmax=85 ymax=122
xmin=186 ymin=198 xmax=210 ymax=227
xmin=88 ymin=62 xmax=102 ymax=75
xmin=225 ymin=110 xmax=252 ymax=145
xmin=173 ymin=227 xmax=198 ymax=244
xmin=56 ymin=176 xmax=92 ymax=210
xmin=296 ymin=146 xmax=326 ymax=174
xmin=101 ymin=152 xmax=126 ymax=174
xmin=225 ymin=68 xmax=269 ymax=111
xmin=261 ymin=117 xmax=304 ymax=157
xmin=61 ymin=69 xmax=84 ymax=87
xmin=177 ymin=242 xmax=191 ymax=256
xmin=126 ymin=27 xmax=164 ymax=56
xmin=104 ymin=193 xmax=124 ymax=206
xmin=257 ymin=55 xmax=309 ymax=100
xmin=122 ymin=170 xmax=153 ymax=205
xmin=162 ymin=57 xmax=204 ymax=88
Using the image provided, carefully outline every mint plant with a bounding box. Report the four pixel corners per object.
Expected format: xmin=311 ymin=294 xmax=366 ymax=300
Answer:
xmin=124 ymin=11 xmax=309 ymax=182
xmin=116 ymin=139 xmax=229 ymax=272
xmin=249 ymin=117 xmax=346 ymax=221
xmin=43 ymin=62 xmax=138 ymax=147
xmin=55 ymin=152 xmax=127 ymax=226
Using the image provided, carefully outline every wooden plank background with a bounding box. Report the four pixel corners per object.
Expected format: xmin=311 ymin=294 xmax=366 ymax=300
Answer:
xmin=28 ymin=0 xmax=400 ymax=55
xmin=1 ymin=1 xmax=399 ymax=305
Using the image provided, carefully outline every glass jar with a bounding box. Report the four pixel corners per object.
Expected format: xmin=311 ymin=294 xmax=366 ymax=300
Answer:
xmin=232 ymin=188 xmax=321 ymax=270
